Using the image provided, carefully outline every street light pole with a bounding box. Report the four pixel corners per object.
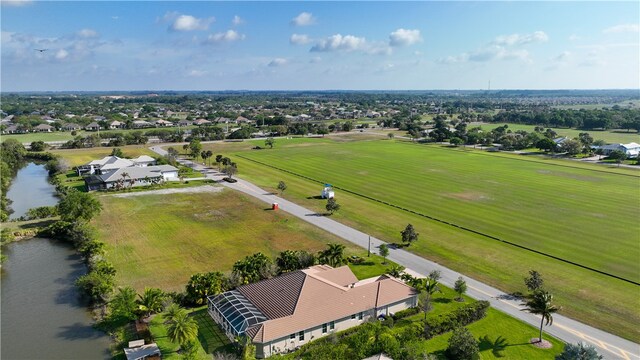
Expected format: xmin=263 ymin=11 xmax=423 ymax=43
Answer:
xmin=368 ymin=236 xmax=371 ymax=257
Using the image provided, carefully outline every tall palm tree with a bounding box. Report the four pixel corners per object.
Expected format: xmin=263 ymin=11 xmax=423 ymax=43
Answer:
xmin=327 ymin=243 xmax=346 ymax=267
xmin=137 ymin=287 xmax=165 ymax=318
xmin=523 ymin=290 xmax=560 ymax=343
xmin=163 ymin=303 xmax=187 ymax=325
xmin=167 ymin=311 xmax=198 ymax=347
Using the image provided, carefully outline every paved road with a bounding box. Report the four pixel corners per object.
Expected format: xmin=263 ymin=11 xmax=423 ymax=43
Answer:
xmin=151 ymin=146 xmax=640 ymax=359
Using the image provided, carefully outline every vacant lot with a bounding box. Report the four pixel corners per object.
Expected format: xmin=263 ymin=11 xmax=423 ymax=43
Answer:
xmin=50 ymin=145 xmax=156 ymax=166
xmin=94 ymin=188 xmax=364 ymax=292
xmin=196 ymin=137 xmax=640 ymax=340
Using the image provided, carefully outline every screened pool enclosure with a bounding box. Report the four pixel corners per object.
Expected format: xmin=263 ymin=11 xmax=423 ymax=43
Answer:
xmin=208 ymin=290 xmax=268 ymax=339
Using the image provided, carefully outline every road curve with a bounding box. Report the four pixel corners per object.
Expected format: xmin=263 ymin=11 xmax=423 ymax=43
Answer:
xmin=150 ymin=145 xmax=640 ymax=360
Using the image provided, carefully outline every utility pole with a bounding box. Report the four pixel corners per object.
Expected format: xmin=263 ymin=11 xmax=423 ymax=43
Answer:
xmin=367 ymin=236 xmax=371 ymax=257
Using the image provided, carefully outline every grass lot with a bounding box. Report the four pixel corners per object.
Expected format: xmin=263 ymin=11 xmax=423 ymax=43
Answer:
xmin=484 ymin=122 xmax=640 ymax=144
xmin=50 ymin=145 xmax=156 ymax=166
xmin=194 ymin=137 xmax=640 ymax=341
xmin=94 ymin=188 xmax=367 ymax=292
xmin=419 ymin=308 xmax=564 ymax=359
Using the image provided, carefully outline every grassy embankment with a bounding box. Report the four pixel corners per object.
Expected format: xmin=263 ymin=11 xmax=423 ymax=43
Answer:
xmin=194 ymin=137 xmax=640 ymax=341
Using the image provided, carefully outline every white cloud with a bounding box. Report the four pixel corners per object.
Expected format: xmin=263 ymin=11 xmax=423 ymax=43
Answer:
xmin=568 ymin=34 xmax=580 ymax=41
xmin=290 ymin=34 xmax=311 ymax=45
xmin=389 ymin=29 xmax=422 ymax=47
xmin=310 ymin=34 xmax=392 ymax=55
xmin=309 ymin=56 xmax=322 ymax=63
xmin=76 ymin=29 xmax=99 ymax=39
xmin=291 ymin=12 xmax=316 ymax=26
xmin=439 ymin=45 xmax=530 ymax=64
xmin=55 ymin=49 xmax=69 ymax=60
xmin=1 ymin=0 xmax=33 ymax=7
xmin=205 ymin=30 xmax=245 ymax=44
xmin=232 ymin=15 xmax=244 ymax=26
xmin=268 ymin=58 xmax=288 ymax=67
xmin=167 ymin=13 xmax=214 ymax=31
xmin=187 ymin=69 xmax=208 ymax=77
xmin=492 ymin=31 xmax=548 ymax=46
xmin=310 ymin=34 xmax=367 ymax=52
xmin=603 ymin=24 xmax=639 ymax=34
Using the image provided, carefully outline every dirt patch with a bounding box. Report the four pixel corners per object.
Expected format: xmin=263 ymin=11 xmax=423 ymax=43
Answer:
xmin=529 ymin=339 xmax=553 ymax=349
xmin=108 ymin=185 xmax=224 ymax=198
xmin=194 ymin=209 xmax=225 ymax=220
xmin=536 ymin=170 xmax=602 ymax=182
xmin=445 ymin=192 xmax=492 ymax=201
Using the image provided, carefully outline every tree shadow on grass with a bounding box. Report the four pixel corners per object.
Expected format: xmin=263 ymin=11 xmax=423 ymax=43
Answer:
xmin=479 ymin=335 xmax=510 ymax=357
xmin=432 ymin=297 xmax=452 ymax=304
xmin=306 ymin=195 xmax=324 ymax=200
xmin=304 ymin=213 xmax=328 ymax=217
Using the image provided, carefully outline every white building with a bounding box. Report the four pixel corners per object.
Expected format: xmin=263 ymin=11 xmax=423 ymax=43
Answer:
xmin=595 ymin=142 xmax=640 ymax=157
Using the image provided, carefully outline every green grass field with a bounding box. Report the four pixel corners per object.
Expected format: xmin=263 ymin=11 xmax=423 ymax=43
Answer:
xmin=485 ymin=122 xmax=639 ymax=144
xmin=94 ymin=188 xmax=368 ymax=292
xmin=193 ymin=137 xmax=640 ymax=341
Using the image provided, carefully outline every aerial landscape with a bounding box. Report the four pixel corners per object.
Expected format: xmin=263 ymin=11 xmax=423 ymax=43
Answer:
xmin=1 ymin=1 xmax=639 ymax=360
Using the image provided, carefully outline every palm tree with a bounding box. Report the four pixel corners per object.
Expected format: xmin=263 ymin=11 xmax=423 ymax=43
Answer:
xmin=523 ymin=290 xmax=560 ymax=343
xmin=167 ymin=311 xmax=198 ymax=347
xmin=136 ymin=287 xmax=165 ymax=318
xmin=327 ymin=243 xmax=346 ymax=267
xmin=163 ymin=303 xmax=187 ymax=325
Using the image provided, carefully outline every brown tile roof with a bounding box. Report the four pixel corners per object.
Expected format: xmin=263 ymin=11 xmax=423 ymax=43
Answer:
xmin=237 ymin=270 xmax=307 ymax=320
xmin=303 ymin=265 xmax=358 ymax=286
xmin=244 ymin=266 xmax=417 ymax=343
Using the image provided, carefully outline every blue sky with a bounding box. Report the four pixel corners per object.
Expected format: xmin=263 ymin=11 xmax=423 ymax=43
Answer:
xmin=1 ymin=1 xmax=639 ymax=91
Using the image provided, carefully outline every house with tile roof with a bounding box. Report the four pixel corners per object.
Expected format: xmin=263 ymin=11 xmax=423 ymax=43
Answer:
xmin=208 ymin=265 xmax=418 ymax=358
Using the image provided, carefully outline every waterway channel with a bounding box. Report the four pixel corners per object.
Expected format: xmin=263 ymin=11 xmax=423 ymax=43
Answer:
xmin=1 ymin=163 xmax=111 ymax=359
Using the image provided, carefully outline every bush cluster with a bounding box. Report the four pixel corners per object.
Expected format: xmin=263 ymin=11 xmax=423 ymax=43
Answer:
xmin=424 ymin=300 xmax=490 ymax=339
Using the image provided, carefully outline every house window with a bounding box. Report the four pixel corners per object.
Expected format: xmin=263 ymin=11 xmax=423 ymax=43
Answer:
xmin=351 ymin=314 xmax=356 ymax=320
xmin=289 ymin=333 xmax=295 ymax=340
xmin=322 ymin=323 xmax=327 ymax=334
xmin=298 ymin=331 xmax=305 ymax=341
xmin=358 ymin=312 xmax=363 ymax=321
xmin=329 ymin=321 xmax=335 ymax=330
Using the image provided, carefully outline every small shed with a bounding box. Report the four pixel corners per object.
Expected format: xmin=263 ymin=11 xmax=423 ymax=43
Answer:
xmin=124 ymin=341 xmax=161 ymax=360
xmin=321 ymin=184 xmax=335 ymax=199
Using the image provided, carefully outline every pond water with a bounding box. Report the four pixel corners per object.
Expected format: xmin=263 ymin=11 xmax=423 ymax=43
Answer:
xmin=1 ymin=163 xmax=111 ymax=359
xmin=6 ymin=163 xmax=59 ymax=219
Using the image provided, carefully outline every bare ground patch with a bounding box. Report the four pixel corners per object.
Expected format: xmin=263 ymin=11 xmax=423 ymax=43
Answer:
xmin=445 ymin=192 xmax=492 ymax=201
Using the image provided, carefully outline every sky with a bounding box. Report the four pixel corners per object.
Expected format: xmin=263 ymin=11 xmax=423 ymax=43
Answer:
xmin=1 ymin=1 xmax=639 ymax=91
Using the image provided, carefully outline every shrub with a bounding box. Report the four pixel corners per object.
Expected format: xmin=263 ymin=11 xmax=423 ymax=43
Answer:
xmin=446 ymin=327 xmax=479 ymax=360
xmin=392 ymin=306 xmax=420 ymax=320
xmin=556 ymin=342 xmax=603 ymax=360
xmin=424 ymin=301 xmax=489 ymax=339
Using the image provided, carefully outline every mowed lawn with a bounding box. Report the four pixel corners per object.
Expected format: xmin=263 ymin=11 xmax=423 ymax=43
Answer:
xmin=237 ymin=140 xmax=639 ymax=282
xmin=50 ymin=145 xmax=156 ymax=166
xmin=195 ymin=138 xmax=640 ymax=341
xmin=94 ymin=188 xmax=359 ymax=292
